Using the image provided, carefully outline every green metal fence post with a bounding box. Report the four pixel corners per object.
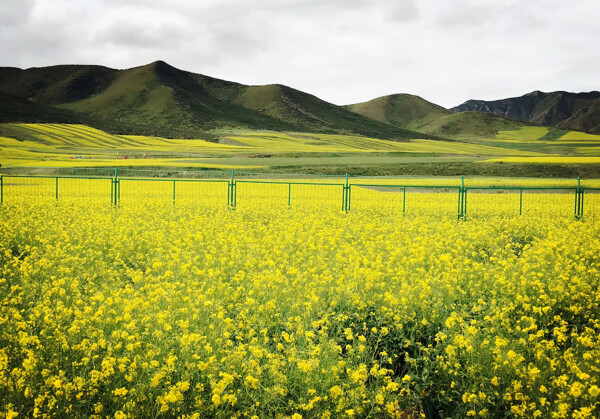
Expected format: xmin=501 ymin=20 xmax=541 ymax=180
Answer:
xmin=575 ymin=177 xmax=584 ymax=219
xmin=519 ymin=188 xmax=523 ymax=216
xmin=288 ymin=183 xmax=291 ymax=207
xmin=55 ymin=177 xmax=59 ymax=201
xmin=0 ymin=175 xmax=3 ymax=205
xmin=229 ymin=170 xmax=236 ymax=209
xmin=347 ymin=184 xmax=351 ymax=212
xmin=227 ymin=179 xmax=231 ymax=207
xmin=460 ymin=191 xmax=463 ymax=219
xmin=457 ymin=176 xmax=466 ymax=220
xmin=344 ymin=174 xmax=349 ymax=212
xmin=403 ymin=186 xmax=406 ymax=214
xmin=173 ymin=180 xmax=176 ymax=205
xmin=112 ymin=167 xmax=119 ymax=206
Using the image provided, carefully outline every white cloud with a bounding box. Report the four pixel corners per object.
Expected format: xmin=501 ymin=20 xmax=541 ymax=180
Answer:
xmin=0 ymin=0 xmax=598 ymax=108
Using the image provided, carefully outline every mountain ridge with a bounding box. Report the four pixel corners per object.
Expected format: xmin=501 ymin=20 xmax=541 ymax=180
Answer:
xmin=0 ymin=61 xmax=432 ymax=141
xmin=452 ymin=90 xmax=600 ymax=134
xmin=345 ymin=93 xmax=530 ymax=139
xmin=1 ymin=61 xmax=597 ymax=139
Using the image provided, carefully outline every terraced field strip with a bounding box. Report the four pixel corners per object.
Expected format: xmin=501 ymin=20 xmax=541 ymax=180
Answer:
xmin=485 ymin=156 xmax=600 ymax=164
xmin=16 ymin=123 xmax=124 ymax=148
xmin=557 ymin=131 xmax=600 ymax=141
xmin=496 ymin=126 xmax=550 ymax=141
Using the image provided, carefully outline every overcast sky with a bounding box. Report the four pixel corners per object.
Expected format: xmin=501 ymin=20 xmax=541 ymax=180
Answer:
xmin=1 ymin=0 xmax=598 ymax=108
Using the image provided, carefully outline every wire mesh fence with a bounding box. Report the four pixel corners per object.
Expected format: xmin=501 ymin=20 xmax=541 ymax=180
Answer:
xmin=117 ymin=179 xmax=230 ymax=207
xmin=348 ymin=184 xmax=461 ymax=216
xmin=1 ymin=175 xmax=113 ymax=204
xmin=585 ymin=189 xmax=600 ymax=218
xmin=235 ymin=181 xmax=346 ymax=210
xmin=0 ymin=168 xmax=597 ymax=219
xmin=465 ymin=188 xmax=577 ymax=218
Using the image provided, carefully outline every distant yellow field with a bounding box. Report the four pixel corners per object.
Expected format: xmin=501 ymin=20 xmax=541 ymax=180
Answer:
xmin=495 ymin=126 xmax=549 ymax=141
xmin=0 ymin=158 xmax=264 ymax=169
xmin=557 ymin=131 xmax=600 ymax=141
xmin=485 ymin=156 xmax=600 ymax=164
xmin=2 ymin=123 xmax=600 ymax=171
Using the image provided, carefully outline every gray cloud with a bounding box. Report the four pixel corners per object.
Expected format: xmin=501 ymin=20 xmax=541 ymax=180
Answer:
xmin=0 ymin=0 xmax=36 ymax=26
xmin=95 ymin=20 xmax=187 ymax=49
xmin=0 ymin=0 xmax=598 ymax=108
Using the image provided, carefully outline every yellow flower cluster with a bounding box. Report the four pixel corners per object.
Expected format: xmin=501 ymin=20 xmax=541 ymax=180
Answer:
xmin=1 ymin=193 xmax=599 ymax=417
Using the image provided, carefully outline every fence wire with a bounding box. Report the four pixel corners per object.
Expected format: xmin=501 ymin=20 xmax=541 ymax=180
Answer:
xmin=118 ymin=179 xmax=229 ymax=206
xmin=235 ymin=181 xmax=345 ymax=210
xmin=465 ymin=188 xmax=577 ymax=218
xmin=2 ymin=175 xmax=112 ymax=204
xmin=0 ymin=171 xmax=597 ymax=219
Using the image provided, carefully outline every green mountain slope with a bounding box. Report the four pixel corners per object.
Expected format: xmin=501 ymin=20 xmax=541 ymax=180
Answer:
xmin=453 ymin=90 xmax=600 ymax=134
xmin=235 ymin=84 xmax=427 ymax=139
xmin=0 ymin=91 xmax=89 ymax=124
xmin=346 ymin=94 xmax=527 ymax=139
xmin=415 ymin=111 xmax=528 ymax=140
xmin=0 ymin=61 xmax=433 ymax=140
xmin=0 ymin=71 xmax=218 ymax=140
xmin=0 ymin=64 xmax=117 ymax=104
xmin=345 ymin=94 xmax=451 ymax=130
xmin=58 ymin=61 xmax=295 ymax=132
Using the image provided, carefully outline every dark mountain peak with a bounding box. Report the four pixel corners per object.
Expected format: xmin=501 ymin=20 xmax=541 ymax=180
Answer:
xmin=150 ymin=59 xmax=168 ymax=67
xmin=144 ymin=60 xmax=177 ymax=74
xmin=453 ymin=90 xmax=600 ymax=134
xmin=526 ymin=90 xmax=545 ymax=97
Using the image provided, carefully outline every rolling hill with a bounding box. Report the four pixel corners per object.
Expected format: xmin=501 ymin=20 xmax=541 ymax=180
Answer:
xmin=344 ymin=93 xmax=451 ymax=130
xmin=346 ymin=94 xmax=528 ymax=139
xmin=0 ymin=90 xmax=88 ymax=124
xmin=0 ymin=61 xmax=431 ymax=141
xmin=2 ymin=61 xmax=597 ymax=142
xmin=452 ymin=90 xmax=600 ymax=134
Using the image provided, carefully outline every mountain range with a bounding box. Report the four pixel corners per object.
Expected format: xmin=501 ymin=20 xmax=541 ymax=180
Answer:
xmin=0 ymin=60 xmax=598 ymax=140
xmin=0 ymin=61 xmax=430 ymax=140
xmin=452 ymin=90 xmax=600 ymax=134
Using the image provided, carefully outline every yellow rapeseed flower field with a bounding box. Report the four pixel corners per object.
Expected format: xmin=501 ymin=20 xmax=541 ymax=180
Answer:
xmin=1 ymin=184 xmax=599 ymax=418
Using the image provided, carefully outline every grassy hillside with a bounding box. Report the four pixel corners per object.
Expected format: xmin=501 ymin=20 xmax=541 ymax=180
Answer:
xmin=345 ymin=94 xmax=533 ymax=140
xmin=0 ymin=61 xmax=435 ymax=141
xmin=0 ymin=64 xmax=117 ymax=104
xmin=0 ymin=91 xmax=89 ymax=124
xmin=235 ymin=85 xmax=431 ymax=140
xmin=453 ymin=90 xmax=600 ymax=134
xmin=345 ymin=94 xmax=451 ymax=130
xmin=416 ymin=111 xmax=528 ymax=140
xmin=59 ymin=62 xmax=296 ymax=133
